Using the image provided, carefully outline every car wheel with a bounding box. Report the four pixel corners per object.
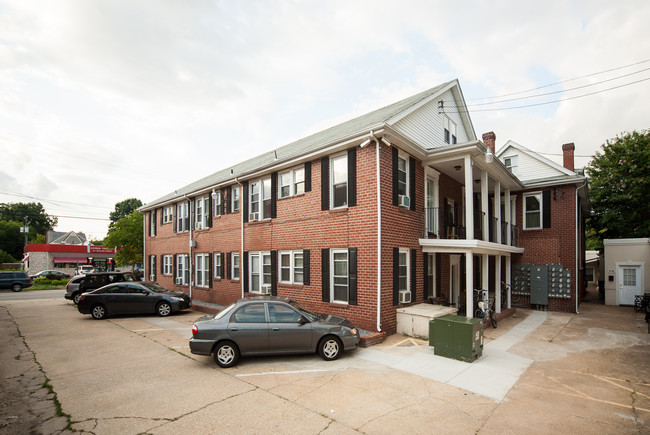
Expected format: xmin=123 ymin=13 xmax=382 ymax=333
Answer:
xmin=318 ymin=336 xmax=342 ymax=361
xmin=157 ymin=302 xmax=172 ymax=317
xmin=213 ymin=341 xmax=240 ymax=368
xmin=11 ymin=284 xmax=22 ymax=292
xmin=72 ymin=293 xmax=82 ymax=305
xmin=91 ymin=304 xmax=107 ymax=320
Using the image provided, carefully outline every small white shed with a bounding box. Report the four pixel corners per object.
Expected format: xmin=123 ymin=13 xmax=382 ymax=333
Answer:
xmin=603 ymin=238 xmax=650 ymax=305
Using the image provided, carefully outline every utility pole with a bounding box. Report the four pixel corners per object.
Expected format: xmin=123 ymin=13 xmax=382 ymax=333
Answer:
xmin=22 ymin=216 xmax=30 ymax=248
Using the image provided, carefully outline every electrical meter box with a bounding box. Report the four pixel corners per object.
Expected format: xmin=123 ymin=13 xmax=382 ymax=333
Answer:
xmin=429 ymin=314 xmax=483 ymax=363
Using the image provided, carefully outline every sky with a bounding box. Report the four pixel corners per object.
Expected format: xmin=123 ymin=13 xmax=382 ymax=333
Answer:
xmin=1 ymin=0 xmax=649 ymax=241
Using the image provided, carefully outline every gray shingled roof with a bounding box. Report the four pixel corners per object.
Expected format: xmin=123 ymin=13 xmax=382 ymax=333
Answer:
xmin=142 ymin=80 xmax=454 ymax=209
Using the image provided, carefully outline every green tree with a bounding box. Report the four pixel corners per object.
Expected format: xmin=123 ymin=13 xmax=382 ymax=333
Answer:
xmin=109 ymin=198 xmax=142 ymax=230
xmin=0 ymin=248 xmax=17 ymax=263
xmin=0 ymin=220 xmax=24 ymax=260
xmin=104 ymin=211 xmax=143 ymax=268
xmin=0 ymin=202 xmax=57 ymax=241
xmin=586 ymin=130 xmax=650 ymax=247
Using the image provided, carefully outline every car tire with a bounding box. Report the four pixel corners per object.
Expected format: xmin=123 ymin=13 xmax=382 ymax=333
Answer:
xmin=11 ymin=284 xmax=22 ymax=292
xmin=91 ymin=304 xmax=107 ymax=320
xmin=157 ymin=302 xmax=172 ymax=317
xmin=213 ymin=341 xmax=240 ymax=368
xmin=318 ymin=336 xmax=342 ymax=361
xmin=72 ymin=293 xmax=82 ymax=305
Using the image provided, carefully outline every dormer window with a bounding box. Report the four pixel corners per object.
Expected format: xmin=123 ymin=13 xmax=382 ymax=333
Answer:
xmin=444 ymin=116 xmax=457 ymax=144
xmin=504 ymin=156 xmax=518 ymax=175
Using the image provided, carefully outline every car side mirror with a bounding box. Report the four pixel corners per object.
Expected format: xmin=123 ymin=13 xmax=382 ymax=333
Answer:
xmin=298 ymin=316 xmax=308 ymax=325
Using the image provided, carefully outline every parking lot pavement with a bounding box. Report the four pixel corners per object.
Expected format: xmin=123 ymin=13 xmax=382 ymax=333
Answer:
xmin=1 ymin=294 xmax=649 ymax=434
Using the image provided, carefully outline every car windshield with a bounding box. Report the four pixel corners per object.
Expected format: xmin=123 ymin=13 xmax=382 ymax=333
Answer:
xmin=123 ymin=274 xmax=136 ymax=282
xmin=288 ymin=301 xmax=319 ymax=322
xmin=140 ymin=282 xmax=168 ymax=293
xmin=214 ymin=302 xmax=237 ymax=320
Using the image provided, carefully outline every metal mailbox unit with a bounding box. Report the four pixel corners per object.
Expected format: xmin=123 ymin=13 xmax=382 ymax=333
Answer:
xmin=429 ymin=314 xmax=483 ymax=362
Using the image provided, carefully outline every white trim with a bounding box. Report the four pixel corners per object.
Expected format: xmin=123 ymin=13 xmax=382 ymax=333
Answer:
xmin=330 ymin=152 xmax=348 ymax=210
xmin=330 ymin=248 xmax=350 ymax=304
xmin=523 ymin=191 xmax=542 ymax=230
xmin=604 ymin=238 xmax=650 ymax=246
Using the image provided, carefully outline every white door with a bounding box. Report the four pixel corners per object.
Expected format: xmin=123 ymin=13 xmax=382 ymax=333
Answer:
xmin=617 ymin=265 xmax=642 ymax=305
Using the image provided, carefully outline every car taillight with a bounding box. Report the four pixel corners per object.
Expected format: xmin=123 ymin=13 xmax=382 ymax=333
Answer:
xmin=191 ymin=324 xmax=198 ymax=335
xmin=78 ymin=295 xmax=86 ymax=302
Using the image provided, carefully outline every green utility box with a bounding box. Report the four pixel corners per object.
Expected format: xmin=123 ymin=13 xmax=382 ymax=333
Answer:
xmin=429 ymin=314 xmax=483 ymax=363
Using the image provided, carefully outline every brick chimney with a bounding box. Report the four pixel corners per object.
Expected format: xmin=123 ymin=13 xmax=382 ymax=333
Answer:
xmin=482 ymin=131 xmax=496 ymax=154
xmin=562 ymin=142 xmax=575 ymax=172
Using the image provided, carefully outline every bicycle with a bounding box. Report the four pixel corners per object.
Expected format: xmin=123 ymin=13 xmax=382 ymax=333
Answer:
xmin=474 ymin=289 xmax=497 ymax=328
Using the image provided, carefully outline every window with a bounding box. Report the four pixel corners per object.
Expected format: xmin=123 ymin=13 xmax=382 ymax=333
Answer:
xmin=504 ymin=156 xmax=518 ymax=175
xmin=279 ymin=251 xmax=304 ymax=284
xmin=279 ymin=166 xmax=305 ymax=198
xmin=162 ymin=207 xmax=173 ymax=224
xmin=268 ymin=303 xmax=302 ymax=323
xmin=231 ymin=252 xmax=240 ymax=280
xmin=249 ymin=177 xmax=272 ymax=220
xmin=176 ymin=202 xmax=189 ymax=232
xmin=398 ymin=249 xmax=410 ymax=295
xmin=195 ymin=197 xmax=209 ymax=229
xmin=214 ymin=191 xmax=223 ymax=216
xmin=249 ymin=252 xmax=272 ymax=293
xmin=233 ymin=303 xmax=266 ymax=323
xmin=149 ymin=211 xmax=156 ymax=237
xmin=397 ymin=154 xmax=408 ymax=197
xmin=444 ymin=116 xmax=457 ymax=144
xmin=195 ymin=253 xmax=210 ymax=287
xmin=426 ymin=254 xmax=435 ymax=297
xmin=163 ymin=255 xmax=173 ymax=275
xmin=524 ymin=193 xmax=542 ymax=229
xmin=331 ymin=154 xmax=348 ymax=208
xmin=231 ymin=186 xmax=240 ymax=212
xmin=149 ymin=255 xmax=156 ymax=280
xmin=623 ymin=268 xmax=637 ymax=286
xmin=331 ymin=249 xmax=349 ymax=303
xmin=176 ymin=254 xmax=189 ymax=285
xmin=214 ymin=253 xmax=222 ymax=279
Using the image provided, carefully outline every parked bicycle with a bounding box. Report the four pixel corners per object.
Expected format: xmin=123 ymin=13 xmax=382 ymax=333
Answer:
xmin=474 ymin=289 xmax=497 ymax=328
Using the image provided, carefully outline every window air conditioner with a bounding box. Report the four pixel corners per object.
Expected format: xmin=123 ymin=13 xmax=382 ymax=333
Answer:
xmin=149 ymin=275 xmax=155 ymax=281
xmin=196 ymin=222 xmax=203 ymax=230
xmin=260 ymin=284 xmax=272 ymax=295
xmin=175 ymin=277 xmax=183 ymax=285
xmin=398 ymin=195 xmax=410 ymax=208
xmin=249 ymin=212 xmax=259 ymax=222
xmin=399 ymin=290 xmax=411 ymax=304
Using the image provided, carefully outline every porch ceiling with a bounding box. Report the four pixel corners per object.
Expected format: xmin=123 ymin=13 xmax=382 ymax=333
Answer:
xmin=419 ymin=238 xmax=524 ymax=256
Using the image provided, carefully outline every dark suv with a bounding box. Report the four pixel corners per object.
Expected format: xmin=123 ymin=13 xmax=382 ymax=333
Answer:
xmin=0 ymin=271 xmax=33 ymax=292
xmin=65 ymin=272 xmax=139 ymax=304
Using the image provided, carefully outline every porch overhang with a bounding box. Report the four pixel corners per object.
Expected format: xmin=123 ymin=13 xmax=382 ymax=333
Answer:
xmin=419 ymin=238 xmax=524 ymax=256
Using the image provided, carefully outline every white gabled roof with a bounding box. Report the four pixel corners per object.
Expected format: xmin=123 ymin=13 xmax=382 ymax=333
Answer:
xmin=497 ymin=139 xmax=578 ymax=185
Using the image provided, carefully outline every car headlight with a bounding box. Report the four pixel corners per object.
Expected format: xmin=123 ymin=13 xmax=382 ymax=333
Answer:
xmin=170 ymin=297 xmax=184 ymax=302
xmin=349 ymin=328 xmax=358 ymax=336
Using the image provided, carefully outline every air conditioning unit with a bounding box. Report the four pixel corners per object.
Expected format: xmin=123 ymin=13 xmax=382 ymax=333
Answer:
xmin=149 ymin=275 xmax=155 ymax=281
xmin=189 ymin=240 xmax=197 ymax=248
xmin=260 ymin=284 xmax=271 ymax=295
xmin=399 ymin=290 xmax=411 ymax=304
xmin=175 ymin=277 xmax=182 ymax=284
xmin=249 ymin=212 xmax=259 ymax=222
xmin=398 ymin=195 xmax=410 ymax=208
xmin=196 ymin=222 xmax=203 ymax=230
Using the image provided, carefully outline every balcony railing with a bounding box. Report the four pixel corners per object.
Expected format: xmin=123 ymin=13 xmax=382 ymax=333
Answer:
xmin=474 ymin=210 xmax=484 ymax=241
xmin=489 ymin=216 xmax=498 ymax=243
xmin=425 ymin=207 xmax=439 ymax=238
xmin=423 ymin=207 xmax=520 ymax=247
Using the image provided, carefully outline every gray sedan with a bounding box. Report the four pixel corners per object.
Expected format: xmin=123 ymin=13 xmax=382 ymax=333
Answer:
xmin=190 ymin=296 xmax=360 ymax=367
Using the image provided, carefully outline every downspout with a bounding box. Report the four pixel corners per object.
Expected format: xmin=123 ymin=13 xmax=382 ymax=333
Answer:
xmin=575 ymin=181 xmax=587 ymax=314
xmin=235 ymin=177 xmax=245 ymax=298
xmin=142 ymin=213 xmax=146 ymax=277
xmin=369 ymin=130 xmax=382 ymax=332
xmin=183 ymin=194 xmax=193 ymax=299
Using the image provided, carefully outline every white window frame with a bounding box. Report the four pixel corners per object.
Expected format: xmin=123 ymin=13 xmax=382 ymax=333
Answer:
xmin=149 ymin=255 xmax=156 ymax=280
xmin=176 ymin=202 xmax=189 ymax=232
xmin=231 ymin=252 xmax=240 ymax=280
xmin=149 ymin=211 xmax=156 ymax=237
xmin=427 ymin=253 xmax=436 ymax=297
xmin=398 ymin=248 xmax=410 ymax=295
xmin=195 ymin=196 xmax=209 ymax=229
xmin=249 ymin=251 xmax=271 ymax=293
xmin=195 ymin=253 xmax=210 ymax=288
xmin=330 ymin=153 xmax=348 ymax=209
xmin=214 ymin=191 xmax=223 ymax=216
xmin=249 ymin=177 xmax=272 ymax=220
xmin=331 ymin=249 xmax=349 ymax=304
xmin=231 ymin=186 xmax=240 ymax=212
xmin=444 ymin=115 xmax=457 ymax=144
xmin=279 ymin=250 xmax=304 ymax=285
xmin=176 ymin=254 xmax=189 ymax=285
xmin=523 ymin=192 xmax=542 ymax=230
xmin=162 ymin=206 xmax=173 ymax=224
xmin=214 ymin=253 xmax=222 ymax=279
xmin=424 ymin=168 xmax=440 ymax=236
xmin=504 ymin=155 xmax=518 ymax=175
xmin=397 ymin=152 xmax=409 ymax=198
xmin=163 ymin=255 xmax=173 ymax=275
xmin=279 ymin=166 xmax=305 ymax=199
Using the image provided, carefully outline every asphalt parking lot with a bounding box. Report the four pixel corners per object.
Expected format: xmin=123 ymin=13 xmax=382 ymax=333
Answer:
xmin=1 ymin=289 xmax=649 ymax=434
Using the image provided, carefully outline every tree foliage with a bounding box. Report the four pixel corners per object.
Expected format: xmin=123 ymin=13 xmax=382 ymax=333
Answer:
xmin=109 ymin=198 xmax=142 ymax=230
xmin=0 ymin=202 xmax=57 ymax=241
xmin=0 ymin=248 xmax=17 ymax=263
xmin=586 ymin=130 xmax=650 ymax=246
xmin=0 ymin=220 xmax=24 ymax=260
xmin=104 ymin=210 xmax=143 ymax=267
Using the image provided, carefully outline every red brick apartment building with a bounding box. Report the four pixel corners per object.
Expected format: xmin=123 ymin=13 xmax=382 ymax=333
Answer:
xmin=140 ymin=79 xmax=589 ymax=334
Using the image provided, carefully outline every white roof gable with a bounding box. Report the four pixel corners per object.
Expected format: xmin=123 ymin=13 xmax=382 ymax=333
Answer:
xmin=497 ymin=140 xmax=575 ymax=183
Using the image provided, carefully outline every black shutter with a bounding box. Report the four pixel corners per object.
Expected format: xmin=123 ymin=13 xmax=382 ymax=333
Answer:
xmin=226 ymin=252 xmax=231 ymax=280
xmin=173 ymin=205 xmax=177 ymax=233
xmin=409 ymin=156 xmax=416 ymax=211
xmin=160 ymin=254 xmax=164 ymax=275
xmin=243 ymin=182 xmax=249 ymax=223
xmin=392 ymin=147 xmax=399 ymax=206
xmin=271 ymin=250 xmax=277 ymax=295
xmin=173 ymin=254 xmax=177 ymax=282
xmin=152 ymin=211 xmax=156 ymax=236
xmin=224 ymin=188 xmax=230 ymax=215
xmin=348 ymin=248 xmax=357 ymax=305
xmin=271 ymin=172 xmax=277 ymax=219
xmin=393 ymin=247 xmax=399 ymax=305
xmin=321 ymin=248 xmax=330 ymax=302
xmin=160 ymin=207 xmax=164 ymax=225
xmin=460 ymin=254 xmax=466 ymax=294
xmin=208 ymin=254 xmax=213 ymax=289
xmin=321 ymin=157 xmax=329 ymax=211
xmin=189 ymin=199 xmax=194 ymax=231
xmin=543 ymin=190 xmax=551 ymax=228
xmin=243 ymin=251 xmax=249 ymax=292
xmin=423 ymin=252 xmax=429 ymax=300
xmin=304 ymin=162 xmax=312 ymax=192
xmin=303 ymin=249 xmax=310 ymax=285
xmin=207 ymin=195 xmax=213 ymax=227
xmin=348 ymin=148 xmax=356 ymax=207
xmin=411 ymin=248 xmax=417 ymax=300
xmin=436 ymin=253 xmax=442 ymax=297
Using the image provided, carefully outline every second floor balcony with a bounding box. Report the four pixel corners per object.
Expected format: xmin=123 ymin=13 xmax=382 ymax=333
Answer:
xmin=424 ymin=207 xmax=520 ymax=247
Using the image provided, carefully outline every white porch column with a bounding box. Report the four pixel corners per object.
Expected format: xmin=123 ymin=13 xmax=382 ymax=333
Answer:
xmin=481 ymin=170 xmax=488 ymax=241
xmin=465 ymin=251 xmax=473 ymax=318
xmin=464 ymin=156 xmax=474 ymax=240
xmin=505 ymin=189 xmax=511 ymax=245
xmin=506 ymin=255 xmax=512 ymax=309
xmin=494 ymin=180 xmax=501 ymax=244
xmin=495 ymin=255 xmax=502 ymax=313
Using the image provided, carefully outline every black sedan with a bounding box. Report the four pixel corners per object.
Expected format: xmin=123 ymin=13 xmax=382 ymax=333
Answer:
xmin=30 ymin=270 xmax=71 ymax=280
xmin=190 ymin=296 xmax=360 ymax=368
xmin=77 ymin=282 xmax=192 ymax=319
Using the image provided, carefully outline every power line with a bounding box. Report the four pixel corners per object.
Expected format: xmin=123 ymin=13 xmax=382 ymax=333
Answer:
xmin=0 ymin=188 xmax=112 ymax=210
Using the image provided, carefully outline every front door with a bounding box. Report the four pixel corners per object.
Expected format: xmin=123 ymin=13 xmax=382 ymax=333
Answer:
xmin=617 ymin=265 xmax=643 ymax=305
